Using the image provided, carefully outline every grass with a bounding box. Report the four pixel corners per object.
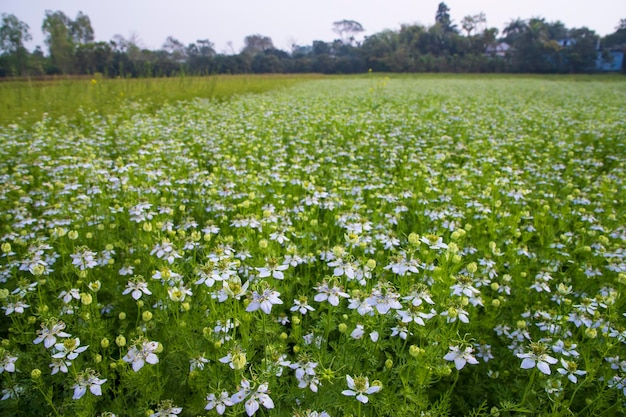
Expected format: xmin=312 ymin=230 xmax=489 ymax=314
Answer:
xmin=0 ymin=74 xmax=323 ymax=126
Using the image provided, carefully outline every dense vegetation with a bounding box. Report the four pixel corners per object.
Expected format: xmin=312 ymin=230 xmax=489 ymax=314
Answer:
xmin=0 ymin=75 xmax=625 ymax=416
xmin=1 ymin=4 xmax=625 ymax=77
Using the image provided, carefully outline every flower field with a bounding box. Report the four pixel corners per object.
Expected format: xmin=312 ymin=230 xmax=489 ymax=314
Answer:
xmin=0 ymin=75 xmax=625 ymax=416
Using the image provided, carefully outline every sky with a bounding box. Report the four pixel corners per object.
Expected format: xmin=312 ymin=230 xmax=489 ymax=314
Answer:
xmin=1 ymin=0 xmax=625 ymax=53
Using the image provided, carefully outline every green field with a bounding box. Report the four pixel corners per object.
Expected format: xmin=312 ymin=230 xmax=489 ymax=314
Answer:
xmin=0 ymin=75 xmax=625 ymax=416
xmin=0 ymin=74 xmax=323 ymax=126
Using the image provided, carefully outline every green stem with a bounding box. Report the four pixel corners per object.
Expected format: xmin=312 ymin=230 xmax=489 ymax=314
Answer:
xmin=34 ymin=380 xmax=61 ymax=417
xmin=521 ymin=368 xmax=537 ymax=406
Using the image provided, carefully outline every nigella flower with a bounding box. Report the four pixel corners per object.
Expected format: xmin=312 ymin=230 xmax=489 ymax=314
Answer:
xmin=342 ymin=375 xmax=381 ymax=403
xmin=58 ymin=288 xmax=81 ymax=304
xmin=557 ymin=359 xmax=586 ymax=383
xmin=444 ymin=345 xmax=479 ymax=370
xmin=123 ymin=340 xmax=159 ymax=372
xmin=122 ymin=276 xmax=151 ymax=300
xmin=72 ymin=369 xmax=106 ymax=400
xmin=150 ymin=400 xmax=182 ymax=417
xmin=205 ymin=391 xmax=233 ymax=414
xmin=33 ymin=319 xmax=71 ymax=348
xmin=189 ymin=354 xmax=210 ymax=372
xmin=246 ymin=288 xmax=282 ymax=314
xmin=1 ymin=384 xmax=24 ymax=401
xmin=52 ymin=337 xmax=88 ymax=361
xmin=517 ymin=342 xmax=558 ymax=375
xmin=397 ymin=306 xmax=436 ymax=326
xmin=150 ymin=239 xmax=182 ymax=264
xmin=256 ymin=257 xmax=288 ymax=279
xmin=0 ymin=352 xmax=17 ymax=374
xmin=313 ymin=282 xmax=349 ymax=306
xmin=291 ymin=296 xmax=315 ymax=315
xmin=2 ymin=300 xmax=29 ymax=316
xmin=49 ymin=358 xmax=71 ymax=375
xmin=219 ymin=346 xmax=247 ymax=370
xmin=70 ymin=247 xmax=98 ymax=271
xmin=365 ymin=284 xmax=402 ymax=314
xmin=244 ymin=382 xmax=274 ymax=416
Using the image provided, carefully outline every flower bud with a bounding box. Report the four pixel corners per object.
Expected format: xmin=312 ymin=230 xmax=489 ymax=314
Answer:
xmin=408 ymin=233 xmax=420 ymax=245
xmin=31 ymin=369 xmax=42 ymax=379
xmin=101 ymin=338 xmax=110 ymax=348
xmin=409 ymin=345 xmax=423 ymax=358
xmin=80 ymin=293 xmax=93 ymax=305
xmin=142 ymin=311 xmax=153 ymax=321
xmin=115 ymin=335 xmax=126 ymax=347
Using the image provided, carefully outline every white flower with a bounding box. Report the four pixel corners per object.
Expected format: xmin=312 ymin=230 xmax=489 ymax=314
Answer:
xmin=289 ymin=361 xmax=318 ymax=382
xmin=150 ymin=239 xmax=182 ymax=264
xmin=557 ymin=358 xmax=586 ymax=383
xmin=52 ymin=337 xmax=88 ymax=361
xmin=291 ymin=297 xmax=315 ymax=315
xmin=219 ymin=346 xmax=246 ymax=370
xmin=150 ymin=400 xmax=182 ymax=417
xmin=341 ymin=375 xmax=380 ymax=403
xmin=2 ymin=301 xmax=29 ymax=315
xmin=517 ymin=343 xmax=558 ymax=375
xmin=34 ymin=320 xmax=71 ymax=348
xmin=351 ymin=324 xmax=365 ymax=339
xmin=444 ymin=345 xmax=479 ymax=370
xmin=231 ymin=379 xmax=252 ymax=404
xmin=49 ymin=358 xmax=71 ymax=375
xmin=58 ymin=288 xmax=81 ymax=304
xmin=1 ymin=384 xmax=24 ymax=400
xmin=72 ymin=369 xmax=106 ymax=400
xmin=205 ymin=391 xmax=233 ymax=414
xmin=246 ymin=289 xmax=282 ymax=314
xmin=189 ymin=354 xmax=210 ymax=371
xmin=244 ymin=382 xmax=274 ymax=416
xmin=314 ymin=282 xmax=349 ymax=306
xmin=122 ymin=279 xmax=151 ymax=300
xmin=0 ymin=353 xmax=17 ymax=373
xmin=123 ymin=340 xmax=159 ymax=372
xmin=256 ymin=262 xmax=288 ymax=280
xmin=70 ymin=248 xmax=98 ymax=270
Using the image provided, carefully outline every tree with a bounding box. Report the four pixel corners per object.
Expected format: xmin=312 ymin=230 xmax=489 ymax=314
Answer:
xmin=332 ymin=20 xmax=365 ymax=45
xmin=162 ymin=36 xmax=186 ymax=62
xmin=461 ymin=13 xmax=486 ymax=36
xmin=241 ymin=34 xmax=274 ymax=55
xmin=435 ymin=2 xmax=456 ymax=33
xmin=503 ymin=18 xmax=527 ymax=43
xmin=0 ymin=13 xmax=32 ymax=75
xmin=564 ymin=27 xmax=599 ymax=72
xmin=71 ymin=11 xmax=94 ymax=45
xmin=42 ymin=10 xmax=75 ymax=73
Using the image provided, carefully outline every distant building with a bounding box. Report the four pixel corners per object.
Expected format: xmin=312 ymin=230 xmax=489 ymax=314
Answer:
xmin=485 ymin=42 xmax=512 ymax=57
xmin=596 ymin=48 xmax=624 ymax=72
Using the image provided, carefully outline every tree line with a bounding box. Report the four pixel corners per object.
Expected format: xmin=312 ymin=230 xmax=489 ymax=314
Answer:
xmin=1 ymin=3 xmax=625 ymax=77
